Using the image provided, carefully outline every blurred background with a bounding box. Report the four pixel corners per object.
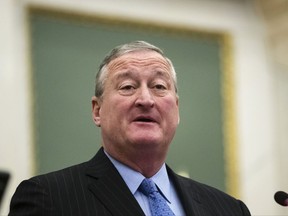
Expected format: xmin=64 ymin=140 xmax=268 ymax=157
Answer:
xmin=1 ymin=0 xmax=288 ymax=215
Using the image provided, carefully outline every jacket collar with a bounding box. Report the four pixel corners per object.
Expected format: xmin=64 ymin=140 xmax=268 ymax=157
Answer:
xmin=167 ymin=166 xmax=214 ymax=216
xmin=85 ymin=147 xmax=145 ymax=216
xmin=85 ymin=147 xmax=212 ymax=216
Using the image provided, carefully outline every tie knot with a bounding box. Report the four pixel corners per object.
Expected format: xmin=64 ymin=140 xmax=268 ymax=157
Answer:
xmin=138 ymin=178 xmax=175 ymax=216
xmin=139 ymin=178 xmax=158 ymax=196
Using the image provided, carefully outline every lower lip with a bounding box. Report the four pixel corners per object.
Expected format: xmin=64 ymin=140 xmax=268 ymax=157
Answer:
xmin=133 ymin=121 xmax=156 ymax=125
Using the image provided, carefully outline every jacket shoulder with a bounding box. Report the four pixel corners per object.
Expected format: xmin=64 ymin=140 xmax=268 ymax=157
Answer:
xmin=168 ymin=169 xmax=251 ymax=216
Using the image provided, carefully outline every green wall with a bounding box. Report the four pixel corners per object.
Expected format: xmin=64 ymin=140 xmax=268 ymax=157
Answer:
xmin=30 ymin=11 xmax=226 ymax=191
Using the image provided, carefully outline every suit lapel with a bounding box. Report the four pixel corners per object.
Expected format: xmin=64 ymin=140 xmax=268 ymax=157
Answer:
xmin=86 ymin=148 xmax=145 ymax=216
xmin=167 ymin=166 xmax=214 ymax=216
xmin=85 ymin=149 xmax=214 ymax=216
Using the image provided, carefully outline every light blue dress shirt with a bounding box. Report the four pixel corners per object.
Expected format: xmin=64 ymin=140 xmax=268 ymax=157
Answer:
xmin=105 ymin=151 xmax=185 ymax=216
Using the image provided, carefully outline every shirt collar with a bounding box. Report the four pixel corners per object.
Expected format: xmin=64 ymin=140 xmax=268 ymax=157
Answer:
xmin=150 ymin=164 xmax=172 ymax=203
xmin=104 ymin=150 xmax=172 ymax=202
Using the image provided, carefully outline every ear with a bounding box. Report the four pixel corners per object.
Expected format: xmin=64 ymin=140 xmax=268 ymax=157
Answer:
xmin=92 ymin=96 xmax=101 ymax=127
xmin=176 ymin=96 xmax=180 ymax=125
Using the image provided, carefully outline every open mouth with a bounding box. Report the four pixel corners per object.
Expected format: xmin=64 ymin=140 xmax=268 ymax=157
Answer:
xmin=134 ymin=116 xmax=156 ymax=123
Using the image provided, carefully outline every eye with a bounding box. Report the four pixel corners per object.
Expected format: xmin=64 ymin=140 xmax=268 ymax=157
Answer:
xmin=154 ymin=84 xmax=167 ymax=90
xmin=120 ymin=85 xmax=135 ymax=90
xmin=151 ymin=83 xmax=169 ymax=97
xmin=118 ymin=83 xmax=136 ymax=96
xmin=152 ymin=82 xmax=168 ymax=91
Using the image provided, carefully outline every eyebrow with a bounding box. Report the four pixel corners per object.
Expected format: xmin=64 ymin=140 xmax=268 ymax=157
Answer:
xmin=154 ymin=70 xmax=171 ymax=79
xmin=114 ymin=70 xmax=171 ymax=81
xmin=114 ymin=71 xmax=136 ymax=81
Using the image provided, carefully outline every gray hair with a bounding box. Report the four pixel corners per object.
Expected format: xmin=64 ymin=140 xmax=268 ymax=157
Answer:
xmin=95 ymin=41 xmax=178 ymax=98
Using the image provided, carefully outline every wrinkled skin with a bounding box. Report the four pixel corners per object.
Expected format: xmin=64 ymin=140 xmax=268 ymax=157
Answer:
xmin=92 ymin=50 xmax=179 ymax=177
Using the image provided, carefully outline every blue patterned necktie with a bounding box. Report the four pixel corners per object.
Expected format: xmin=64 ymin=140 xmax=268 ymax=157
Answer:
xmin=139 ymin=178 xmax=175 ymax=216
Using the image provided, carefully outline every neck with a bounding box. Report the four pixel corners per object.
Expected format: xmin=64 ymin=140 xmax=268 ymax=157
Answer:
xmin=105 ymin=146 xmax=167 ymax=178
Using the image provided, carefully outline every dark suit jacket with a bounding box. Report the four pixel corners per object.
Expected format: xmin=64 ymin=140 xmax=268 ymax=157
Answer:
xmin=9 ymin=147 xmax=250 ymax=216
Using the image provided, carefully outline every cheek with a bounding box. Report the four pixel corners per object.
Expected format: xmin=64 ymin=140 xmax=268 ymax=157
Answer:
xmin=101 ymin=97 xmax=130 ymax=120
xmin=161 ymin=99 xmax=179 ymax=122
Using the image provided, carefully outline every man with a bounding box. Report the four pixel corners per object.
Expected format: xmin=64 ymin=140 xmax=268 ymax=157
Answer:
xmin=9 ymin=41 xmax=250 ymax=215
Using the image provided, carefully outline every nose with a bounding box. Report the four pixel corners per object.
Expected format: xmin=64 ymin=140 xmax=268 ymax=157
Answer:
xmin=135 ymin=86 xmax=155 ymax=108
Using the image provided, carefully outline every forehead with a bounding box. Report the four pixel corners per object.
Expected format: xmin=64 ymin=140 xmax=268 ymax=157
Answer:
xmin=107 ymin=50 xmax=171 ymax=75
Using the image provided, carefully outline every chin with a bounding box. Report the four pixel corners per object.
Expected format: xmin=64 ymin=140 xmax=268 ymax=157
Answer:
xmin=130 ymin=135 xmax=161 ymax=145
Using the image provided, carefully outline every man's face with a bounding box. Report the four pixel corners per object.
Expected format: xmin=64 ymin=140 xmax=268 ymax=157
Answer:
xmin=92 ymin=50 xmax=179 ymax=156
